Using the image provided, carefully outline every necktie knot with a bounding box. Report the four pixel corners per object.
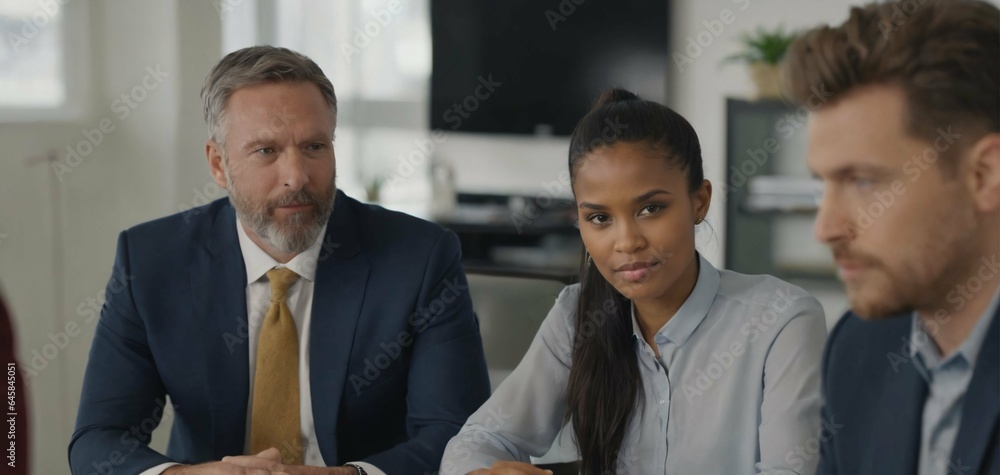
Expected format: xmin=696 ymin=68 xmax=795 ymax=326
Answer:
xmin=266 ymin=267 xmax=299 ymax=302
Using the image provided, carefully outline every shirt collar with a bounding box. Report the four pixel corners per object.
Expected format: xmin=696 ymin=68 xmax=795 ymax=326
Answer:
xmin=630 ymin=253 xmax=721 ymax=347
xmin=909 ymin=287 xmax=1000 ymax=372
xmin=909 ymin=317 xmax=942 ymax=375
xmin=955 ymin=288 xmax=1000 ymax=365
xmin=235 ymin=217 xmax=328 ymax=284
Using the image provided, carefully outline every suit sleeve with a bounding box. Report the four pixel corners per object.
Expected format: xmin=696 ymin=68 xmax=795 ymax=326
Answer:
xmin=816 ymin=313 xmax=849 ymax=475
xmin=68 ymin=231 xmax=175 ymax=474
xmin=360 ymin=230 xmax=492 ymax=473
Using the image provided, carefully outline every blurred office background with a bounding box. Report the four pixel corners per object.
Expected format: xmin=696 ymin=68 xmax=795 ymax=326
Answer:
xmin=7 ymin=0 xmax=996 ymax=472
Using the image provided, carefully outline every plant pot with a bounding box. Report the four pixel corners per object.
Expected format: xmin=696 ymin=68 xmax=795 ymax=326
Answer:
xmin=748 ymin=62 xmax=783 ymax=100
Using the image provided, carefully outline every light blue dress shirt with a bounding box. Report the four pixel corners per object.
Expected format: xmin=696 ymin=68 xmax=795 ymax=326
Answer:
xmin=441 ymin=254 xmax=827 ymax=474
xmin=911 ymin=289 xmax=1000 ymax=475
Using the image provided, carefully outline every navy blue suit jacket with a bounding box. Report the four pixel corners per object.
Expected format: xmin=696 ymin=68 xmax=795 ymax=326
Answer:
xmin=818 ymin=306 xmax=999 ymax=475
xmin=69 ymin=191 xmax=491 ymax=475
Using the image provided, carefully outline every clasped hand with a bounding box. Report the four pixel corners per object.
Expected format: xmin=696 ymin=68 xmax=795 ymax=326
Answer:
xmin=161 ymin=448 xmax=356 ymax=475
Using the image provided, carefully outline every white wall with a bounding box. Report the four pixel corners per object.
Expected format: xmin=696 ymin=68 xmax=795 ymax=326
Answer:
xmin=0 ymin=1 xmax=220 ymax=473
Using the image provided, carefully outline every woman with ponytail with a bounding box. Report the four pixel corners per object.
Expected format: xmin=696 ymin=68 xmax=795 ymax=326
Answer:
xmin=441 ymin=89 xmax=827 ymax=475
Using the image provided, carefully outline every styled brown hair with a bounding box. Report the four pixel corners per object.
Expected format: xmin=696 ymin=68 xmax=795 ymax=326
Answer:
xmin=784 ymin=0 xmax=999 ymax=153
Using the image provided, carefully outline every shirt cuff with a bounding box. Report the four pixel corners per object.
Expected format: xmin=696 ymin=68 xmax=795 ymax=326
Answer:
xmin=139 ymin=462 xmax=182 ymax=475
xmin=347 ymin=461 xmax=386 ymax=475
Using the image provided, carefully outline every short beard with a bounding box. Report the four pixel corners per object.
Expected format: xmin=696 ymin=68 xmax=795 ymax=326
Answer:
xmin=834 ymin=207 xmax=979 ymax=320
xmin=224 ymin=161 xmax=335 ymax=255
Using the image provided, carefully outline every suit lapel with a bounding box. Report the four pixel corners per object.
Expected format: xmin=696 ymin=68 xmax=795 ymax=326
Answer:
xmin=950 ymin=308 xmax=999 ymax=474
xmin=310 ymin=192 xmax=370 ymax=465
xmin=192 ymin=202 xmax=251 ymax=457
xmin=863 ymin=319 xmax=927 ymax=475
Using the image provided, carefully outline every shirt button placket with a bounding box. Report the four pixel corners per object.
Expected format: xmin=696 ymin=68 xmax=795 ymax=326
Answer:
xmin=660 ymin=365 xmax=670 ymax=472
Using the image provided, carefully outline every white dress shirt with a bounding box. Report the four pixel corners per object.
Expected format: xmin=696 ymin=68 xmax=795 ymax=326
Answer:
xmin=442 ymin=254 xmax=828 ymax=474
xmin=142 ymin=218 xmax=384 ymax=475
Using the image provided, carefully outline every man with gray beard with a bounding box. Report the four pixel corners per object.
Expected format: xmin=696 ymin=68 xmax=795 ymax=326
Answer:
xmin=69 ymin=46 xmax=490 ymax=475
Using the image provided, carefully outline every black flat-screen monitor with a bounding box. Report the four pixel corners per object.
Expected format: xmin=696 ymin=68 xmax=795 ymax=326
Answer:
xmin=431 ymin=0 xmax=669 ymax=136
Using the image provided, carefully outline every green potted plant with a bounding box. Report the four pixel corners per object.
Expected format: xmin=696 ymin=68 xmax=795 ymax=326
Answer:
xmin=723 ymin=26 xmax=798 ymax=99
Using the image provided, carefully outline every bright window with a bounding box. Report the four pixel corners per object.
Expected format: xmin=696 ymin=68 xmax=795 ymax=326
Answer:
xmin=0 ymin=0 xmax=87 ymax=121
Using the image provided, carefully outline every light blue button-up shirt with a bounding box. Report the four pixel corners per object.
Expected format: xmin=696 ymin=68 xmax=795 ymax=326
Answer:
xmin=911 ymin=289 xmax=1000 ymax=475
xmin=441 ymin=255 xmax=828 ymax=474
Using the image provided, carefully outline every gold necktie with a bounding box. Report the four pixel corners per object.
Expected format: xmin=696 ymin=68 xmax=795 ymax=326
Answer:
xmin=250 ymin=267 xmax=303 ymax=464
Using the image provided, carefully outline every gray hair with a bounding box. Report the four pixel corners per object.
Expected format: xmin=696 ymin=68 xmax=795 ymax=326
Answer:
xmin=201 ymin=45 xmax=337 ymax=150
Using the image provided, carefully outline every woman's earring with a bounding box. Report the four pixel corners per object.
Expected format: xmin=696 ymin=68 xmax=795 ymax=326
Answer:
xmin=586 ymin=251 xmax=592 ymax=264
xmin=696 ymin=217 xmax=704 ymax=225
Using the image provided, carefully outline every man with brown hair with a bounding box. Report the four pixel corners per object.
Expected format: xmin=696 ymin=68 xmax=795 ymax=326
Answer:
xmin=784 ymin=0 xmax=1000 ymax=474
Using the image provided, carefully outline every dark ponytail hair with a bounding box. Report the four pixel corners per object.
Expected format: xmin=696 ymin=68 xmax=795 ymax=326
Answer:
xmin=564 ymin=88 xmax=705 ymax=474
